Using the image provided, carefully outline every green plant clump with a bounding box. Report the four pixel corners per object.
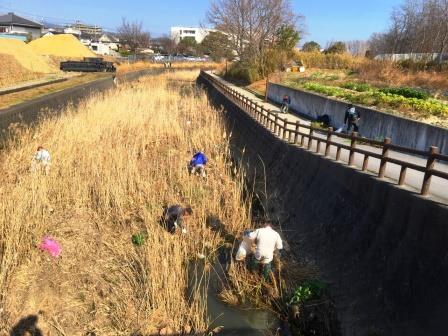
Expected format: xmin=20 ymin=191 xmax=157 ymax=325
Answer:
xmin=342 ymin=82 xmax=372 ymax=92
xmin=132 ymin=233 xmax=146 ymax=246
xmin=379 ymin=86 xmax=429 ymax=100
xmin=303 ymin=82 xmax=448 ymax=116
xmin=289 ymin=280 xmax=327 ymax=305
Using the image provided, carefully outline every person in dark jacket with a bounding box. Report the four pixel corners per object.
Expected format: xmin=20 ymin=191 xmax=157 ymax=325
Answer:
xmin=344 ymin=104 xmax=361 ymax=133
xmin=189 ymin=151 xmax=208 ymax=177
xmin=281 ymin=95 xmax=291 ymax=113
xmin=162 ymin=204 xmax=192 ymax=234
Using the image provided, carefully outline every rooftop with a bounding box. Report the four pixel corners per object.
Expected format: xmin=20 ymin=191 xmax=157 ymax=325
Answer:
xmin=0 ymin=12 xmax=42 ymax=28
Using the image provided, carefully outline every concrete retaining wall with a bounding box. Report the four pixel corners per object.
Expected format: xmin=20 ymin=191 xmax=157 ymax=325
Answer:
xmin=268 ymin=82 xmax=448 ymax=155
xmin=200 ymin=75 xmax=448 ymax=336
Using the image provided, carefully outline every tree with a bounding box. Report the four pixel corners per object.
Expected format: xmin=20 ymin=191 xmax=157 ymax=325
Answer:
xmin=302 ymin=41 xmax=321 ymax=52
xmin=117 ymin=18 xmax=150 ymax=54
xmin=325 ymin=41 xmax=346 ymax=54
xmin=275 ymin=25 xmax=300 ymax=51
xmin=177 ymin=37 xmax=198 ymax=55
xmin=207 ymin=0 xmax=302 ymax=60
xmin=158 ymin=36 xmax=177 ymax=54
xmin=200 ymin=31 xmax=234 ymax=61
xmin=345 ymin=40 xmax=369 ymax=56
xmin=368 ymin=0 xmax=448 ymax=63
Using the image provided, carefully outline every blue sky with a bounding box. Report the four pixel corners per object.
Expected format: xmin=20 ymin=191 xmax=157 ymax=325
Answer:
xmin=0 ymin=0 xmax=403 ymax=45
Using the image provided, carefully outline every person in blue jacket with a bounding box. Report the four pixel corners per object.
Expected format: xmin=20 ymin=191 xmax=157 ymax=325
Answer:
xmin=189 ymin=151 xmax=208 ymax=177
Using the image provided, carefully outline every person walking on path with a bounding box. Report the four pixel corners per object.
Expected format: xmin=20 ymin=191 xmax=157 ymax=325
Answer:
xmin=189 ymin=151 xmax=208 ymax=177
xmin=344 ymin=104 xmax=361 ymax=134
xmin=249 ymin=221 xmax=283 ymax=279
xmin=32 ymin=145 xmax=51 ymax=174
xmin=281 ymin=94 xmax=291 ymax=114
xmin=162 ymin=204 xmax=192 ymax=234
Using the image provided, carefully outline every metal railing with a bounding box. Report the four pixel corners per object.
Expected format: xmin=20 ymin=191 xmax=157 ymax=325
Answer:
xmin=200 ymin=71 xmax=448 ymax=197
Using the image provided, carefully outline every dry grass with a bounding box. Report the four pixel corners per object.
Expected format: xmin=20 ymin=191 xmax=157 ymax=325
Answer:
xmin=0 ymin=70 xmax=251 ymax=335
xmin=117 ymin=61 xmax=222 ymax=74
xmin=295 ymin=51 xmax=448 ymax=93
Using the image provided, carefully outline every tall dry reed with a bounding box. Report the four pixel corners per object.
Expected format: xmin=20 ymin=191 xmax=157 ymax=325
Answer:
xmin=0 ymin=70 xmax=250 ymax=335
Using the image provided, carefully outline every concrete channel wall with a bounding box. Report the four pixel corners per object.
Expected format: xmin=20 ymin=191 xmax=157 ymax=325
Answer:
xmin=200 ymin=74 xmax=448 ymax=336
xmin=268 ymin=82 xmax=448 ymax=155
xmin=0 ymin=68 xmax=163 ymax=133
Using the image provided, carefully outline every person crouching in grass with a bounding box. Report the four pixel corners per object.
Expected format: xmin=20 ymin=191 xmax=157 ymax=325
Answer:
xmin=31 ymin=145 xmax=51 ymax=175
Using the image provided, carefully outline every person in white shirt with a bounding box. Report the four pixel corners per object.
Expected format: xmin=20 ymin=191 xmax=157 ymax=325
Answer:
xmin=249 ymin=221 xmax=283 ymax=279
xmin=32 ymin=146 xmax=51 ymax=174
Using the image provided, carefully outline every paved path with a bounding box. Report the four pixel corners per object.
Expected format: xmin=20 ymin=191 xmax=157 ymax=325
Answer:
xmin=209 ymin=72 xmax=448 ymax=204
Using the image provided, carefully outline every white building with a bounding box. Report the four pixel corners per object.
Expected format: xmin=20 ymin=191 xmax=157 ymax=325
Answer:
xmin=170 ymin=26 xmax=215 ymax=44
xmin=0 ymin=12 xmax=42 ymax=40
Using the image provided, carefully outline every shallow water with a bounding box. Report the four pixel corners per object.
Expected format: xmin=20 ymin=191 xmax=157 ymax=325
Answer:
xmin=190 ymin=260 xmax=277 ymax=336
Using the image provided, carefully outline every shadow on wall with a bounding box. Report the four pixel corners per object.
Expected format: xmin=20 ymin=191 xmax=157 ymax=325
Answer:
xmin=10 ymin=315 xmax=43 ymax=336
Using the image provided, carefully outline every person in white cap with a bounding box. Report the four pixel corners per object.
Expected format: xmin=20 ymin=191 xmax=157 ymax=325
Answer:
xmin=249 ymin=221 xmax=283 ymax=279
xmin=32 ymin=145 xmax=51 ymax=174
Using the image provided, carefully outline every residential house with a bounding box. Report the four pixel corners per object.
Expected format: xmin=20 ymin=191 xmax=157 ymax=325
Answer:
xmin=98 ymin=33 xmax=120 ymax=52
xmin=0 ymin=12 xmax=42 ymax=41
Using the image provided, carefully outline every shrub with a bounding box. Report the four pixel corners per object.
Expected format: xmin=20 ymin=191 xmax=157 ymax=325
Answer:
xmin=379 ymin=86 xmax=430 ymax=100
xmin=342 ymin=82 xmax=372 ymax=92
xmin=225 ymin=61 xmax=260 ymax=84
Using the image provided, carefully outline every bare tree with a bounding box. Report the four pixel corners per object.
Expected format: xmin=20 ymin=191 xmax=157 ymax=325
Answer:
xmin=346 ymin=40 xmax=369 ymax=56
xmin=117 ymin=18 xmax=150 ymax=54
xmin=369 ymin=0 xmax=448 ymax=63
xmin=207 ymin=0 xmax=302 ymax=60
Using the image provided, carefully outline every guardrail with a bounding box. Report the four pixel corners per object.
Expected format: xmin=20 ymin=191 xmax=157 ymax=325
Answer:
xmin=200 ymin=70 xmax=448 ymax=197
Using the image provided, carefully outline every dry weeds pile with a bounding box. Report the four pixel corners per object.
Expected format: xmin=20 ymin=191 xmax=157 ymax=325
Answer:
xmin=0 ymin=70 xmax=250 ymax=335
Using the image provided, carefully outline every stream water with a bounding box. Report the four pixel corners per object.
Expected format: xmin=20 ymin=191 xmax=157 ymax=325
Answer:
xmin=189 ymin=258 xmax=278 ymax=336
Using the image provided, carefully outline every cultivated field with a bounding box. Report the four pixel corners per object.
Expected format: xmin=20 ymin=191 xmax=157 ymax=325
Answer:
xmin=0 ymin=70 xmax=250 ymax=335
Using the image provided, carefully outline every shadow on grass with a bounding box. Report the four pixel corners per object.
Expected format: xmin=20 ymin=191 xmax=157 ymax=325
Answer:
xmin=10 ymin=315 xmax=43 ymax=336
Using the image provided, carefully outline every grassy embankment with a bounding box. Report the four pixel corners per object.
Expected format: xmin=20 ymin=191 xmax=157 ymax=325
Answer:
xmin=248 ymin=52 xmax=448 ymax=127
xmin=0 ymin=70 xmax=250 ymax=335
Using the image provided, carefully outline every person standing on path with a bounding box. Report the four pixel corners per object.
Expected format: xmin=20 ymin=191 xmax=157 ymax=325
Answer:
xmin=249 ymin=221 xmax=283 ymax=279
xmin=344 ymin=104 xmax=361 ymax=133
xmin=281 ymin=94 xmax=291 ymax=113
xmin=162 ymin=204 xmax=192 ymax=234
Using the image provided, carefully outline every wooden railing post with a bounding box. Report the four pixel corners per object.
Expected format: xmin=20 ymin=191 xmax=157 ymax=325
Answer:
xmin=294 ymin=121 xmax=300 ymax=144
xmin=324 ymin=127 xmax=333 ymax=157
xmin=348 ymin=132 xmax=358 ymax=166
xmin=379 ymin=137 xmax=391 ymax=178
xmin=398 ymin=166 xmax=407 ymax=185
xmin=307 ymin=128 xmax=314 ymax=150
xmin=274 ymin=114 xmax=278 ymax=134
xmin=421 ymin=146 xmax=439 ymax=196
xmin=282 ymin=120 xmax=287 ymax=139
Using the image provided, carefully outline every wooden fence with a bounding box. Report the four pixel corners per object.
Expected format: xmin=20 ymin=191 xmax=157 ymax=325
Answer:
xmin=200 ymin=71 xmax=448 ymax=197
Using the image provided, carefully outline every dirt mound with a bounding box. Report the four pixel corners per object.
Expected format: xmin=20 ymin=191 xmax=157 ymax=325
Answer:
xmin=0 ymin=54 xmax=43 ymax=88
xmin=0 ymin=38 xmax=56 ymax=73
xmin=28 ymin=34 xmax=95 ymax=58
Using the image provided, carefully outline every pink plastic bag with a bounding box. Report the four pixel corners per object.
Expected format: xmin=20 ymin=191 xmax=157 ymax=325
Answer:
xmin=39 ymin=236 xmax=61 ymax=258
